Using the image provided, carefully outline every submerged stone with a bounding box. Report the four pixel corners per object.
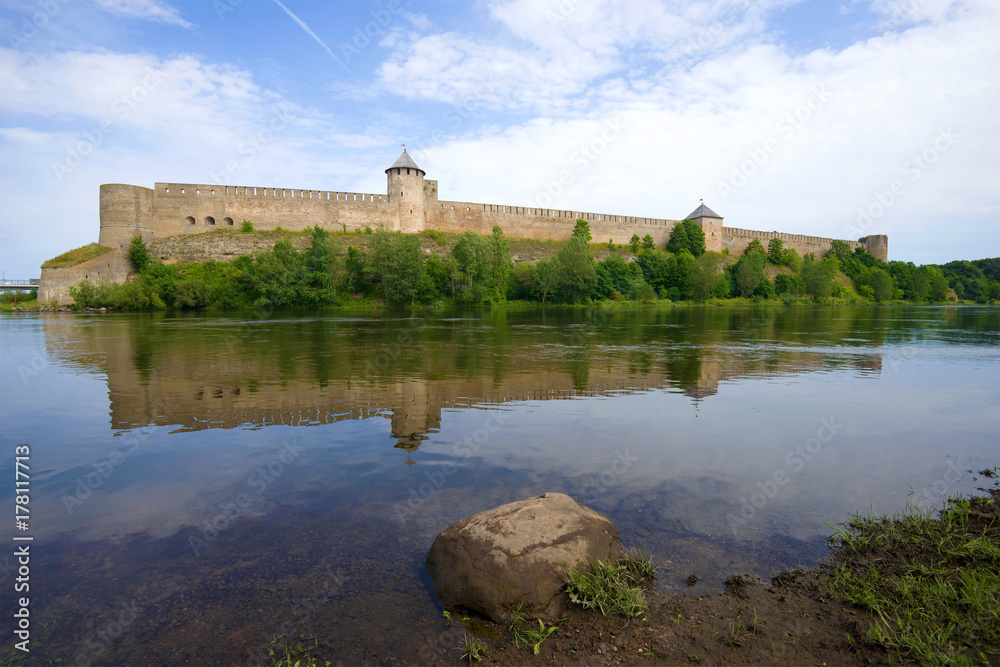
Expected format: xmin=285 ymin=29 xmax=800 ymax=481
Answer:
xmin=425 ymin=492 xmax=622 ymax=623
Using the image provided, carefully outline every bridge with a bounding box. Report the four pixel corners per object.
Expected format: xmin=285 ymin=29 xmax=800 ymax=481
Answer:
xmin=0 ymin=279 xmax=40 ymax=291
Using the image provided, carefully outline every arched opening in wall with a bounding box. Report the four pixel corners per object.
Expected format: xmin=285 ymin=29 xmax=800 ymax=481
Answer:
xmin=205 ymin=216 xmax=216 ymax=225
xmin=185 ymin=216 xmax=196 ymax=225
xmin=406 ymin=168 xmax=410 ymax=174
xmin=224 ymin=217 xmax=234 ymax=226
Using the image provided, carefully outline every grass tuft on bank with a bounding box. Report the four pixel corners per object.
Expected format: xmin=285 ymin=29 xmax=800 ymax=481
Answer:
xmin=41 ymin=243 xmax=112 ymax=268
xmin=826 ymin=493 xmax=1000 ymax=665
xmin=564 ymin=546 xmax=655 ymax=619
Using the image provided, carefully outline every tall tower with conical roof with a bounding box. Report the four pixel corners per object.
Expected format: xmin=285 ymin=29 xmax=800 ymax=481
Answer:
xmin=386 ymin=149 xmax=426 ymax=232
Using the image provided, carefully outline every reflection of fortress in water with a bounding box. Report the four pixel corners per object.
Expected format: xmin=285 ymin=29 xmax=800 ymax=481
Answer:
xmin=43 ymin=313 xmax=884 ymax=459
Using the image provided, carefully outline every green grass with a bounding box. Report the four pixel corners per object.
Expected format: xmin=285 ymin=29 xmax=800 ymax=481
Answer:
xmin=564 ymin=547 xmax=655 ymax=619
xmin=825 ymin=495 xmax=1000 ymax=666
xmin=459 ymin=633 xmax=488 ymax=663
xmin=0 ymin=292 xmax=42 ymax=311
xmin=41 ymin=243 xmax=112 ymax=268
xmin=508 ymin=604 xmax=560 ymax=655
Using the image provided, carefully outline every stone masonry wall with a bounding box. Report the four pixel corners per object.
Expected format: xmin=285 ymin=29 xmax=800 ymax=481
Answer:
xmin=37 ymin=250 xmax=131 ymax=304
xmin=39 ymin=170 xmax=887 ymax=304
xmin=150 ymin=183 xmax=396 ymax=238
xmin=722 ymin=227 xmax=865 ymax=257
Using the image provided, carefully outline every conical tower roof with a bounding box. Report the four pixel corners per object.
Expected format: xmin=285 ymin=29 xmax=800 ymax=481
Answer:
xmin=686 ymin=203 xmax=722 ymax=220
xmin=386 ymin=149 xmax=423 ymax=173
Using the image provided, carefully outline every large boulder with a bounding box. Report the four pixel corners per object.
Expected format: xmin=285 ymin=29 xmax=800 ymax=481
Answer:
xmin=425 ymin=492 xmax=622 ymax=622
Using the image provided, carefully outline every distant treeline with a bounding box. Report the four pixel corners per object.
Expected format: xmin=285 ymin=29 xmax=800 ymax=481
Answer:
xmin=67 ymin=221 xmax=1000 ymax=309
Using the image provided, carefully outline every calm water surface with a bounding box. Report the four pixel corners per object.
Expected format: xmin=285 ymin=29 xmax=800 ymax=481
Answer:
xmin=1 ymin=305 xmax=998 ymax=665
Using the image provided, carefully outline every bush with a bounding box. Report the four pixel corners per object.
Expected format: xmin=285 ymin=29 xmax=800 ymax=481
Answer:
xmin=240 ymin=220 xmax=254 ymax=233
xmin=774 ymin=273 xmax=806 ymax=295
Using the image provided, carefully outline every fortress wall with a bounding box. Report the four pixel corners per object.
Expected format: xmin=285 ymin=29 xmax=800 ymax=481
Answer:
xmin=429 ymin=200 xmax=679 ymax=245
xmin=37 ymin=250 xmax=131 ymax=304
xmin=148 ymin=183 xmax=396 ymax=237
xmin=721 ymin=226 xmax=863 ymax=258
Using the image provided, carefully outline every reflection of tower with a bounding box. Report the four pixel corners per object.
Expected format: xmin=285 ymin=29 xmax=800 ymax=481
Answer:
xmin=683 ymin=357 xmax=720 ymax=406
xmin=389 ymin=380 xmax=441 ymax=463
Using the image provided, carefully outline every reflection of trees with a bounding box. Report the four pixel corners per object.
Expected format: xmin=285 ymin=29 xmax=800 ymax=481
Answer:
xmin=307 ymin=319 xmax=331 ymax=388
xmin=663 ymin=347 xmax=703 ymax=390
xmin=47 ymin=305 xmax=904 ymax=456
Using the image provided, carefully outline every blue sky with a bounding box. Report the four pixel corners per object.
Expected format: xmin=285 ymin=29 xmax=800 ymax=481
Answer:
xmin=1 ymin=0 xmax=998 ymax=279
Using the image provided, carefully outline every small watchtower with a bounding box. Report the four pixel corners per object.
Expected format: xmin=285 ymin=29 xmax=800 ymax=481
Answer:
xmin=386 ymin=148 xmax=427 ymax=233
xmin=686 ymin=202 xmax=724 ymax=252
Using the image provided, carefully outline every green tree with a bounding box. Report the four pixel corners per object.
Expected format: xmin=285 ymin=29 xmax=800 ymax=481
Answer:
xmin=869 ymin=268 xmax=893 ymax=303
xmin=827 ymin=239 xmax=852 ymax=262
xmin=533 ymin=257 xmax=559 ymax=303
xmin=628 ymin=234 xmax=640 ymax=253
xmin=689 ymin=252 xmax=725 ymax=300
xmin=743 ymin=239 xmax=765 ymax=256
xmin=641 ymin=234 xmax=655 ymax=251
xmin=781 ymin=247 xmax=802 ymax=272
xmin=928 ymin=269 xmax=949 ymax=302
xmin=767 ymin=238 xmax=784 ymax=265
xmin=301 ymin=226 xmax=339 ymax=304
xmin=572 ymin=219 xmax=592 ymax=242
xmin=128 ymin=236 xmax=150 ymax=272
xmin=488 ymin=225 xmax=512 ymax=302
xmin=368 ymin=225 xmax=425 ymax=304
xmin=801 ymin=255 xmax=838 ymax=300
xmin=733 ymin=248 xmax=766 ymax=297
xmin=452 ymin=230 xmax=491 ymax=303
xmin=244 ymin=238 xmax=305 ymax=307
xmin=556 ymin=235 xmax=597 ymax=302
xmin=510 ymin=261 xmax=536 ymax=300
xmin=667 ymin=219 xmax=706 ymax=257
xmin=345 ymin=245 xmax=368 ymax=293
xmin=598 ymin=254 xmax=632 ymax=296
xmin=774 ymin=273 xmax=806 ymax=295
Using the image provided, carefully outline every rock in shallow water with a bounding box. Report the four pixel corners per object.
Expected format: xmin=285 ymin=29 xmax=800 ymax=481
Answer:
xmin=425 ymin=492 xmax=622 ymax=622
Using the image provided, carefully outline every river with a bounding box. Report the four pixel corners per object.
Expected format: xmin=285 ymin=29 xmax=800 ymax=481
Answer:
xmin=1 ymin=305 xmax=997 ymax=665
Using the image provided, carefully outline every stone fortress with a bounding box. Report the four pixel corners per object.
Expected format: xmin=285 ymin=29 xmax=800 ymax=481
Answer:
xmin=39 ymin=149 xmax=888 ymax=304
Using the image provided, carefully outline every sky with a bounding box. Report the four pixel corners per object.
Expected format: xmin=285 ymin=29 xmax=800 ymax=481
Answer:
xmin=0 ymin=0 xmax=998 ymax=279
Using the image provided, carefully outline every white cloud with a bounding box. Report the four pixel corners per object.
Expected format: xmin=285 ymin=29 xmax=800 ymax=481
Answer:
xmin=91 ymin=0 xmax=192 ymax=28
xmin=404 ymin=11 xmax=433 ymax=31
xmin=395 ymin=1 xmax=999 ymax=263
xmin=0 ymin=47 xmax=391 ymax=278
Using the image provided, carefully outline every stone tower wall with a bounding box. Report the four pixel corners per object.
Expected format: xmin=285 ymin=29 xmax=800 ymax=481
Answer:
xmin=98 ymin=184 xmax=155 ymax=251
xmin=385 ymin=166 xmax=426 ymax=233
